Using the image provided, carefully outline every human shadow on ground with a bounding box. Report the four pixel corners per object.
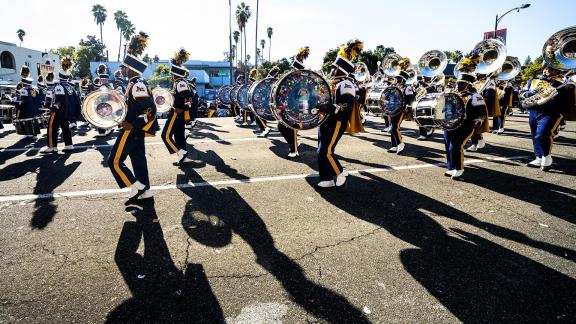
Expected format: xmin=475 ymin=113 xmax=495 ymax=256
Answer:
xmin=178 ymin=165 xmax=370 ymax=323
xmin=309 ymin=173 xmax=576 ymax=322
xmin=107 ymin=198 xmax=224 ymax=323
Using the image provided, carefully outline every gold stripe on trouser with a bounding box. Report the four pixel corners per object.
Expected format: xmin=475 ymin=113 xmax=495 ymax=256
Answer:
xmin=164 ymin=112 xmax=178 ymax=153
xmin=548 ymin=115 xmax=564 ymax=154
xmin=459 ymin=129 xmax=476 ymax=169
xmin=113 ymin=130 xmax=132 ymax=187
xmin=396 ymin=113 xmax=405 ymax=143
xmin=327 ymin=121 xmax=342 ymax=175
xmin=293 ymin=129 xmax=298 ymax=153
xmin=48 ymin=112 xmax=55 ymax=147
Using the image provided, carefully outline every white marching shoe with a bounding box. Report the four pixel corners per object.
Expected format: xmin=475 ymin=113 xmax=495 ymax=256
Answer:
xmin=526 ymin=157 xmax=542 ymax=168
xmin=40 ymin=146 xmax=58 ymax=154
xmin=175 ymin=149 xmax=193 ymax=165
xmin=417 ymin=135 xmax=426 ymax=140
xmin=250 ymin=121 xmax=257 ymax=126
xmin=287 ymin=152 xmax=299 ymax=159
xmin=444 ymin=170 xmax=454 ymax=177
xmin=466 ymin=144 xmax=478 ymax=152
xmin=257 ymin=127 xmax=271 ymax=137
xmin=316 ymin=180 xmax=335 ymax=189
xmin=382 ymin=126 xmax=390 ymax=133
xmin=341 ymin=170 xmax=350 ymax=177
xmin=497 ymin=128 xmax=504 ymax=134
xmin=138 ymin=190 xmax=155 ymax=200
xmin=476 ymin=139 xmax=486 ymax=149
xmin=62 ymin=145 xmax=75 ymax=152
xmin=541 ymin=155 xmax=553 ymax=171
xmin=125 ymin=181 xmax=147 ymax=205
xmin=396 ymin=142 xmax=405 ymax=154
xmin=335 ymin=173 xmax=347 ymax=187
xmin=387 ymin=146 xmax=397 ymax=153
xmin=451 ymin=169 xmax=464 ymax=179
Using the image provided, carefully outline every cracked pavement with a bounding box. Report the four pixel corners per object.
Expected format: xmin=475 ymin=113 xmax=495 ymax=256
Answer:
xmin=0 ymin=115 xmax=575 ymax=323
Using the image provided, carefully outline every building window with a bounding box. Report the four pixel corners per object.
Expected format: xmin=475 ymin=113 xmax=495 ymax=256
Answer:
xmin=1 ymin=51 xmax=16 ymax=69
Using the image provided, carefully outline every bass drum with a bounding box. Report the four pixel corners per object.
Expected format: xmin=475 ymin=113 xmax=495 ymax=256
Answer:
xmin=414 ymin=93 xmax=443 ymax=128
xmin=382 ymin=86 xmax=405 ymax=117
xmin=433 ymin=92 xmax=466 ymax=130
xmin=270 ymin=69 xmax=332 ymax=130
xmin=152 ymin=87 xmax=174 ymax=113
xmin=229 ymin=84 xmax=242 ymax=108
xmin=81 ymin=88 xmax=128 ymax=129
xmin=248 ymin=77 xmax=276 ymax=121
xmin=236 ymin=82 xmax=252 ymax=112
xmin=366 ymin=89 xmax=386 ymax=115
xmin=218 ymin=86 xmax=232 ymax=105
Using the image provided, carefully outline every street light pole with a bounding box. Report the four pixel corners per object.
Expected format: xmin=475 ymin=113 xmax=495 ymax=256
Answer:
xmin=229 ymin=0 xmax=233 ymax=85
xmin=493 ymin=3 xmax=531 ymax=43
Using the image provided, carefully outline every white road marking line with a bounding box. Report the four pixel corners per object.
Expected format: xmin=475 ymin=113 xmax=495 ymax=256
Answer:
xmin=0 ymin=135 xmax=319 ymax=153
xmin=0 ymin=155 xmax=528 ymax=202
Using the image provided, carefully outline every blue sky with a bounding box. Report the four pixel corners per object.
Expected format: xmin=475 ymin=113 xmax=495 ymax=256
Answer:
xmin=1 ymin=0 xmax=574 ymax=69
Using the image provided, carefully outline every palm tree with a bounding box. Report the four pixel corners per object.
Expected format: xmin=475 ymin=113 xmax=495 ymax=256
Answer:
xmin=122 ymin=21 xmax=135 ymax=59
xmin=233 ymin=30 xmax=240 ymax=65
xmin=267 ymin=27 xmax=273 ymax=61
xmin=260 ymin=39 xmax=266 ymax=62
xmin=92 ymin=4 xmax=107 ymax=45
xmin=254 ymin=0 xmax=259 ymax=68
xmin=114 ymin=11 xmax=128 ymax=62
xmin=236 ymin=2 xmax=251 ymax=65
xmin=16 ymin=29 xmax=25 ymax=47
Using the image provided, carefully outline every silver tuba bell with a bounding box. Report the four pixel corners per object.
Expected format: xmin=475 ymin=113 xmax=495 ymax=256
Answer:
xmin=497 ymin=56 xmax=521 ymax=81
xmin=152 ymin=87 xmax=174 ymax=113
xmin=354 ymin=62 xmax=372 ymax=86
xmin=543 ymin=25 xmax=576 ymax=72
xmin=418 ymin=50 xmax=448 ymax=78
xmin=472 ymin=38 xmax=507 ymax=75
xmin=380 ymin=53 xmax=404 ymax=77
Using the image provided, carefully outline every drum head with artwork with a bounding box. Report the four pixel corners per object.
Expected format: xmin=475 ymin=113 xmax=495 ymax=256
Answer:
xmin=434 ymin=92 xmax=466 ymax=130
xmin=230 ymin=84 xmax=242 ymax=108
xmin=248 ymin=78 xmax=276 ymax=121
xmin=271 ymin=70 xmax=332 ymax=130
xmin=236 ymin=83 xmax=251 ymax=111
xmin=383 ymin=86 xmax=405 ymax=117
xmin=82 ymin=89 xmax=127 ymax=129
xmin=218 ymin=86 xmax=232 ymax=105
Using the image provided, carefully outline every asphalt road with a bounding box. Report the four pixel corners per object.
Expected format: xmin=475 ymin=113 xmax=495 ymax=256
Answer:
xmin=1 ymin=113 xmax=575 ymax=323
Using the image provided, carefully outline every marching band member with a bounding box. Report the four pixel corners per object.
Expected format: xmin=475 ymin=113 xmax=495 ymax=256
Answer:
xmin=524 ymin=62 xmax=574 ymax=170
xmin=79 ymin=78 xmax=90 ymax=101
xmin=187 ymin=76 xmax=199 ymax=128
xmin=444 ymin=54 xmax=488 ymax=179
xmin=161 ymin=48 xmax=195 ymax=166
xmin=95 ymin=64 xmax=113 ymax=137
xmin=37 ymin=75 xmax=47 ymax=107
xmin=113 ymin=70 xmax=127 ymax=93
xmin=386 ymin=57 xmax=414 ymax=154
xmin=108 ymin=32 xmax=159 ymax=204
xmin=14 ymin=65 xmax=41 ymax=139
xmin=493 ymin=80 xmax=514 ymax=134
xmin=467 ymin=74 xmax=497 ymax=151
xmin=315 ymin=40 xmax=363 ymax=189
xmin=39 ymin=70 xmax=75 ymax=153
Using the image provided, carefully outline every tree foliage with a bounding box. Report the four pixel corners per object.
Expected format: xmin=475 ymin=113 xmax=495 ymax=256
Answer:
xmin=76 ymin=36 xmax=106 ymax=78
xmin=521 ymin=55 xmax=544 ymax=82
xmin=322 ymin=45 xmax=395 ymax=73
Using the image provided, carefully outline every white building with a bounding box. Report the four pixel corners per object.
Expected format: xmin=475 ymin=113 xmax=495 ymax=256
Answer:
xmin=0 ymin=41 xmax=60 ymax=85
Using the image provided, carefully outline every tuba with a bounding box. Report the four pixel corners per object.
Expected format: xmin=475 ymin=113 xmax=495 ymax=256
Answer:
xmin=418 ymin=50 xmax=448 ymax=79
xmin=152 ymin=87 xmax=174 ymax=113
xmin=521 ymin=26 xmax=576 ymax=110
xmin=497 ymin=56 xmax=521 ymax=81
xmin=81 ymin=87 xmax=127 ymax=129
xmin=380 ymin=53 xmax=403 ymax=77
xmin=354 ymin=62 xmax=372 ymax=86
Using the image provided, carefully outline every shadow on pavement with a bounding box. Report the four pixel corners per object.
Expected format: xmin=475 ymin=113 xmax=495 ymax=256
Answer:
xmin=309 ymin=173 xmax=576 ymax=322
xmin=178 ymin=163 xmax=370 ymax=323
xmin=107 ymin=198 xmax=224 ymax=323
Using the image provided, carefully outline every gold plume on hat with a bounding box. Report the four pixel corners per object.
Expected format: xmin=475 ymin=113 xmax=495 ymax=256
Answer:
xmin=128 ymin=31 xmax=149 ymax=57
xmin=81 ymin=78 xmax=89 ymax=87
xmin=458 ymin=51 xmax=481 ymax=73
xmin=114 ymin=70 xmax=122 ymax=78
xmin=398 ymin=57 xmax=411 ymax=71
xmin=171 ymin=48 xmax=190 ymax=66
xmin=295 ymin=46 xmax=310 ymax=62
xmin=337 ymin=39 xmax=364 ymax=61
xmin=61 ymin=55 xmax=72 ymax=72
xmin=249 ymin=68 xmax=258 ymax=79
xmin=20 ymin=65 xmax=30 ymax=78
